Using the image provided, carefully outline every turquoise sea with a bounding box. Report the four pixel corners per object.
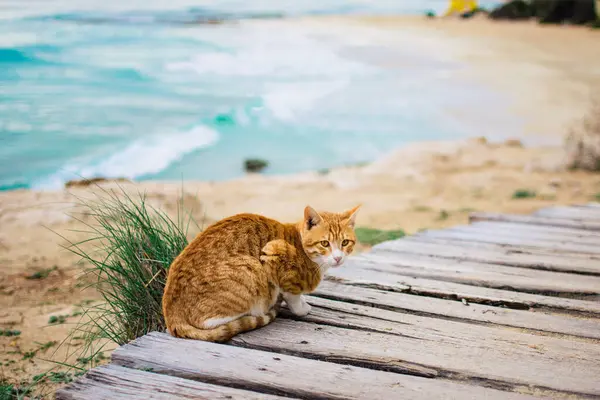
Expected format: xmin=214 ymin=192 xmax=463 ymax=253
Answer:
xmin=0 ymin=0 xmax=503 ymax=191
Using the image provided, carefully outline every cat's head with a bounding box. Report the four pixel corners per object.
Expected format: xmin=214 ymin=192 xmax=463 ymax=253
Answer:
xmin=299 ymin=205 xmax=361 ymax=268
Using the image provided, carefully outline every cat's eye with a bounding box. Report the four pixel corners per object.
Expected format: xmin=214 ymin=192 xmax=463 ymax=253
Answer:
xmin=342 ymin=239 xmax=350 ymax=246
xmin=320 ymin=240 xmax=330 ymax=247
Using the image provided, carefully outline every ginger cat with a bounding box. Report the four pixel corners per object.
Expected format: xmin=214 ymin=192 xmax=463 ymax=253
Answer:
xmin=162 ymin=205 xmax=360 ymax=342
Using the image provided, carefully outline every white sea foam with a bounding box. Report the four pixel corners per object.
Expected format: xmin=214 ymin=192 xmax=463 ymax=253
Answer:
xmin=167 ymin=23 xmax=375 ymax=121
xmin=262 ymin=80 xmax=348 ymax=121
xmin=167 ymin=23 xmax=373 ymax=77
xmin=34 ymin=125 xmax=218 ymax=189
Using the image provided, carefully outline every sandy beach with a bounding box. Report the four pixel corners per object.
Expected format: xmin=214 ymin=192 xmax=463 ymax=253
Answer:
xmin=1 ymin=15 xmax=600 ymax=396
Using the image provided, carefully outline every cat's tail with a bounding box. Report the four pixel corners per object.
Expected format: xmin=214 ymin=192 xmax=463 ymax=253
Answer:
xmin=168 ymin=308 xmax=277 ymax=343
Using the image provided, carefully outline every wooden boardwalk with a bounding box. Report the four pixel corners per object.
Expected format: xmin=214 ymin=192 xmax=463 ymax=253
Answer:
xmin=57 ymin=204 xmax=600 ymax=400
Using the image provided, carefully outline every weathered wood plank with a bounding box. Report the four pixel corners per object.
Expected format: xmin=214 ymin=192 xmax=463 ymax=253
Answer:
xmin=313 ymin=281 xmax=600 ymax=339
xmin=415 ymin=228 xmax=600 ymax=254
xmin=225 ymin=316 xmax=600 ymax=396
xmin=469 ymin=212 xmax=600 ymax=231
xmin=471 ymin=221 xmax=600 ymax=238
xmin=112 ymin=332 xmax=537 ymax=400
xmin=346 ymin=253 xmax=600 ymax=295
xmin=372 ymin=238 xmax=600 ymax=275
xmin=579 ymin=202 xmax=600 ymax=209
xmin=55 ymin=364 xmax=286 ymax=400
xmin=402 ymin=235 xmax=600 ymax=260
xmin=450 ymin=225 xmax=600 ymax=246
xmin=325 ymin=267 xmax=600 ymax=314
xmin=534 ymin=206 xmax=600 ymax=221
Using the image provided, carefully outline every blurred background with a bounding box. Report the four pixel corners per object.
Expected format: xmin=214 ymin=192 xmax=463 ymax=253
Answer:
xmin=1 ymin=0 xmax=506 ymax=190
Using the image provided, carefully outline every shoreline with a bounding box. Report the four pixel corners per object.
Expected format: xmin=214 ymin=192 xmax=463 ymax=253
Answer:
xmin=5 ymin=14 xmax=599 ymax=192
xmin=1 ymin=15 xmax=600 ymax=395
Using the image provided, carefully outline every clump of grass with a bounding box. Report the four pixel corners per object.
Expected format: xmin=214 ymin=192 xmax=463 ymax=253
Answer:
xmin=355 ymin=227 xmax=406 ymax=246
xmin=25 ymin=266 xmax=57 ymax=280
xmin=62 ymin=187 xmax=195 ymax=348
xmin=0 ymin=380 xmax=32 ymax=400
xmin=437 ymin=210 xmax=450 ymax=221
xmin=48 ymin=315 xmax=68 ymax=325
xmin=593 ymin=192 xmax=600 ymax=202
xmin=0 ymin=329 xmax=21 ymax=337
xmin=36 ymin=341 xmax=57 ymax=352
xmin=512 ymin=189 xmax=537 ymax=199
xmin=32 ymin=371 xmax=74 ymax=385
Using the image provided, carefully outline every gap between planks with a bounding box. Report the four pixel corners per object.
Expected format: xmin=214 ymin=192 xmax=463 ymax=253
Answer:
xmin=311 ymin=281 xmax=600 ymax=340
xmin=371 ymin=238 xmax=600 ymax=276
xmin=343 ymin=253 xmax=600 ymax=297
xmin=324 ymin=268 xmax=600 ymax=316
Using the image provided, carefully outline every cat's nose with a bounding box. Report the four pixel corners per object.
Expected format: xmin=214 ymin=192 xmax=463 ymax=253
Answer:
xmin=334 ymin=256 xmax=342 ymax=263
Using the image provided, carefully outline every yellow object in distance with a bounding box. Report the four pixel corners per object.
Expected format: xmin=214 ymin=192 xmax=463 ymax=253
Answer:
xmin=443 ymin=0 xmax=478 ymax=16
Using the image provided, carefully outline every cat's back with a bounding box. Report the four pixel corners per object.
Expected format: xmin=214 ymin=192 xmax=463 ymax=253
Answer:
xmin=183 ymin=212 xmax=286 ymax=258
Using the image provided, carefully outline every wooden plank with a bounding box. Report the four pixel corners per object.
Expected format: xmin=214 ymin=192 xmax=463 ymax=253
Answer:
xmin=534 ymin=206 xmax=600 ymax=221
xmin=345 ymin=253 xmax=600 ymax=296
xmin=579 ymin=202 xmax=600 ymax=209
xmin=401 ymin=235 xmax=600 ymax=260
xmin=313 ymin=281 xmax=600 ymax=339
xmin=296 ymin=296 xmax=600 ymax=390
xmin=55 ymin=364 xmax=286 ymax=400
xmin=325 ymin=268 xmax=600 ymax=315
xmin=455 ymin=224 xmax=600 ymax=246
xmin=471 ymin=221 xmax=600 ymax=238
xmin=372 ymin=239 xmax=600 ymax=275
xmin=112 ymin=332 xmax=537 ymax=400
xmin=469 ymin=211 xmax=600 ymax=231
xmin=223 ymin=314 xmax=600 ymax=397
xmin=415 ymin=228 xmax=600 ymax=254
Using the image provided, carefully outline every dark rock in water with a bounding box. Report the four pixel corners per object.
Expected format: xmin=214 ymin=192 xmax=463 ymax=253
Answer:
xmin=488 ymin=0 xmax=533 ymax=20
xmin=244 ymin=159 xmax=269 ymax=173
xmin=533 ymin=0 xmax=597 ymax=25
xmin=65 ymin=177 xmax=130 ymax=188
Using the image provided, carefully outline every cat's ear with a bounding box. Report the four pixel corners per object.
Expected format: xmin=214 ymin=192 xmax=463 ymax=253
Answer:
xmin=304 ymin=205 xmax=323 ymax=230
xmin=342 ymin=204 xmax=361 ymax=228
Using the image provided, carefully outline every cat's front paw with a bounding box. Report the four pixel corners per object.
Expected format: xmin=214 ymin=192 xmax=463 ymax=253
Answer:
xmin=289 ymin=297 xmax=312 ymax=317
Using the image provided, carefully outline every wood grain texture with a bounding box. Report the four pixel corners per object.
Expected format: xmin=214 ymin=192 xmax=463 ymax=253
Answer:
xmin=326 ymin=267 xmax=600 ymax=314
xmin=224 ymin=317 xmax=600 ymax=396
xmin=446 ymin=225 xmax=600 ymax=246
xmin=55 ymin=364 xmax=287 ymax=400
xmin=112 ymin=332 xmax=537 ymax=400
xmin=470 ymin=221 xmax=600 ymax=238
xmin=401 ymin=235 xmax=600 ymax=261
xmin=343 ymin=253 xmax=600 ymax=295
xmin=580 ymin=203 xmax=600 ymax=208
xmin=469 ymin=212 xmax=600 ymax=231
xmin=415 ymin=229 xmax=600 ymax=254
xmin=372 ymin=238 xmax=600 ymax=275
xmin=313 ymin=281 xmax=600 ymax=339
xmin=534 ymin=206 xmax=600 ymax=221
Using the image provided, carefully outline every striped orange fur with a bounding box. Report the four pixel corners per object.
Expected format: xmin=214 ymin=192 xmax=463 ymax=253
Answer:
xmin=162 ymin=205 xmax=360 ymax=342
